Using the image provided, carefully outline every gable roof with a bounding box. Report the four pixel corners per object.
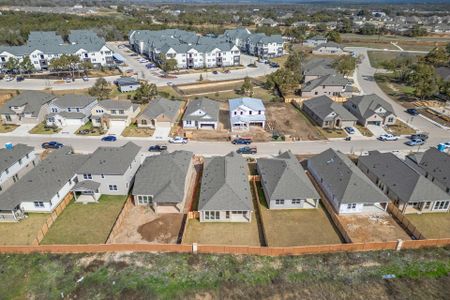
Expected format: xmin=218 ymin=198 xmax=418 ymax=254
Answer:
xmin=258 ymin=151 xmax=319 ymax=201
xmin=303 ymin=58 xmax=336 ymax=77
xmin=132 ymin=151 xmax=193 ymax=203
xmin=358 ymin=151 xmax=450 ymax=203
xmin=183 ymin=98 xmax=220 ymax=122
xmin=0 ymin=144 xmax=34 ymax=174
xmin=0 ymin=147 xmax=89 ymax=210
xmin=308 ymin=149 xmax=388 ymax=205
xmin=116 ymin=77 xmax=140 ymax=86
xmin=139 ymin=97 xmax=183 ymax=122
xmin=303 ymin=95 xmax=357 ymax=121
xmin=0 ymin=91 xmax=56 ymax=116
xmin=345 ymin=94 xmax=395 ymax=120
xmin=77 ymin=142 xmax=141 ymax=175
xmin=97 ymin=99 xmax=134 ymax=111
xmin=51 ymin=94 xmax=97 ymax=109
xmin=302 ymin=74 xmax=349 ymax=92
xmin=229 ymin=97 xmax=265 ymax=111
xmin=314 ymin=42 xmax=343 ymax=50
xmin=198 ymin=152 xmax=253 ymax=211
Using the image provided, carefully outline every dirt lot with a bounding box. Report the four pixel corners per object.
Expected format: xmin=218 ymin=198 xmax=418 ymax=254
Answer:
xmin=182 ymin=214 xmax=262 ymax=246
xmin=407 ymin=213 xmax=450 ymax=239
xmin=339 ymin=213 xmax=411 ymax=243
xmin=265 ymin=103 xmax=325 ymax=141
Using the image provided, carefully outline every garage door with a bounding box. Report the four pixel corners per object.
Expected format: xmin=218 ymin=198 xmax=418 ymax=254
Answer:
xmin=367 ymin=121 xmax=381 ymax=126
xmin=108 ymin=120 xmax=127 ymax=135
xmin=200 ymin=123 xmax=215 ymax=129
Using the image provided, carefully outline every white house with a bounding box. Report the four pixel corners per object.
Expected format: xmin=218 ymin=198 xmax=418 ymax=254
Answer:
xmin=46 ymin=94 xmax=98 ymax=128
xmin=0 ymin=144 xmax=38 ymax=193
xmin=229 ymin=97 xmax=266 ymax=131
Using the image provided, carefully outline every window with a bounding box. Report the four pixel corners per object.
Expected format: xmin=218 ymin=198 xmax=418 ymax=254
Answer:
xmin=249 ymin=111 xmax=252 ymax=115
xmin=387 ymin=117 xmax=394 ymax=122
xmin=5 ymin=168 xmax=8 ymax=175
xmin=111 ymin=110 xmax=117 ymax=114
xmin=292 ymin=199 xmax=302 ymax=204
xmin=226 ymin=211 xmax=230 ymax=219
xmin=205 ymin=211 xmax=210 ymax=220
xmin=434 ymin=201 xmax=449 ymax=211
xmin=5 ymin=115 xmax=11 ymax=122
xmin=109 ymin=185 xmax=118 ymax=191
xmin=275 ymin=199 xmax=285 ymax=205
xmin=347 ymin=203 xmax=357 ymax=209
xmin=141 ymin=119 xmax=147 ymax=125
xmin=51 ymin=108 xmax=58 ymax=113
xmin=18 ymin=158 xmax=22 ymax=165
xmin=34 ymin=201 xmax=44 ymax=208
xmin=119 ymin=110 xmax=124 ymax=114
xmin=83 ymin=174 xmax=92 ymax=180
xmin=26 ymin=153 xmax=29 ymax=159
xmin=101 ymin=174 xmax=104 ymax=178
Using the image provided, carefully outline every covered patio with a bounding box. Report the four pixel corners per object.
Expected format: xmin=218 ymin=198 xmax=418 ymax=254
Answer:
xmin=72 ymin=180 xmax=101 ymax=204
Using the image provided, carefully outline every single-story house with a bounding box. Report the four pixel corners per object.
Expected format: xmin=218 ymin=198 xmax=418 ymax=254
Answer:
xmin=307 ymin=148 xmax=390 ymax=214
xmin=198 ymin=152 xmax=253 ymax=222
xmin=344 ymin=94 xmax=396 ymax=127
xmin=182 ymin=98 xmax=220 ymax=130
xmin=301 ymin=74 xmax=352 ymax=99
xmin=312 ymin=42 xmax=346 ymax=55
xmin=116 ymin=77 xmax=141 ymax=93
xmin=0 ymin=91 xmax=56 ymax=125
xmin=136 ymin=97 xmax=183 ymax=129
xmin=229 ymin=97 xmax=266 ymax=131
xmin=303 ymin=35 xmax=328 ymax=47
xmin=405 ymin=148 xmax=450 ymax=195
xmin=0 ymin=147 xmax=89 ymax=221
xmin=90 ymin=99 xmax=141 ymax=129
xmin=73 ymin=142 xmax=141 ymax=201
xmin=0 ymin=143 xmax=38 ymax=193
xmin=132 ymin=150 xmax=194 ymax=213
xmin=302 ymin=95 xmax=357 ymax=129
xmin=357 ymin=151 xmax=450 ymax=214
xmin=257 ymin=151 xmax=320 ymax=209
xmin=303 ymin=58 xmax=336 ymax=82
xmin=46 ymin=94 xmax=98 ymax=127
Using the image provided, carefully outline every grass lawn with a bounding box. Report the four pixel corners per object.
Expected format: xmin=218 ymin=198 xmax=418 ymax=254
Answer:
xmin=0 ymin=214 xmax=49 ymax=245
xmin=192 ymin=87 xmax=277 ymax=102
xmin=122 ymin=123 xmax=154 ymax=137
xmin=270 ymin=55 xmax=288 ymax=66
xmin=318 ymin=127 xmax=347 ymax=139
xmin=0 ymin=123 xmax=18 ymax=133
xmin=386 ymin=120 xmax=416 ymax=136
xmin=29 ymin=122 xmax=61 ymax=134
xmin=355 ymin=124 xmax=374 ymax=137
xmin=182 ymin=215 xmax=262 ymax=246
xmin=406 ymin=213 xmax=450 ymax=239
xmin=367 ymin=51 xmax=424 ymax=69
xmin=254 ymin=182 xmax=342 ymax=247
xmin=75 ymin=121 xmax=105 ymax=136
xmin=375 ymin=73 xmax=416 ymax=102
xmin=41 ymin=195 xmax=127 ymax=244
xmin=158 ymin=86 xmax=183 ymax=99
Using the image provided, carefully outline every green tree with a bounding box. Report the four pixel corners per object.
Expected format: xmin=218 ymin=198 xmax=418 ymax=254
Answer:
xmin=410 ymin=25 xmax=426 ymax=37
xmin=133 ymin=82 xmax=158 ymax=104
xmin=266 ymin=68 xmax=299 ymax=96
xmin=19 ymin=57 xmax=34 ymax=76
xmin=326 ymin=31 xmax=342 ymax=43
xmin=5 ymin=57 xmax=19 ymax=73
xmin=424 ymin=47 xmax=449 ymax=67
xmin=359 ymin=24 xmax=377 ymax=35
xmin=284 ymin=50 xmax=302 ymax=82
xmin=407 ymin=63 xmax=439 ymax=100
xmin=333 ymin=56 xmax=357 ymax=77
xmin=159 ymin=56 xmax=178 ymax=74
xmin=446 ymin=42 xmax=450 ymax=55
xmin=338 ymin=18 xmax=352 ymax=33
xmin=381 ymin=56 xmax=413 ymax=82
xmin=239 ymin=77 xmax=254 ymax=96
xmin=88 ymin=77 xmax=111 ymax=100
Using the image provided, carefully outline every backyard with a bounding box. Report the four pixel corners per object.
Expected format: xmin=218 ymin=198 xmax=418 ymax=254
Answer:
xmin=41 ymin=195 xmax=127 ymax=244
xmin=182 ymin=214 xmax=262 ymax=246
xmin=254 ymin=181 xmax=342 ymax=247
xmin=0 ymin=214 xmax=49 ymax=245
xmin=407 ymin=213 xmax=450 ymax=239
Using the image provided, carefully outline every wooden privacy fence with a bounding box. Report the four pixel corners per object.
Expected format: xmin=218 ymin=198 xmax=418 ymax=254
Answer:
xmin=1 ymin=238 xmax=450 ymax=256
xmin=251 ymin=177 xmax=268 ymax=247
xmin=32 ymin=193 xmax=73 ymax=246
xmin=387 ymin=203 xmax=426 ymax=240
xmin=106 ymin=195 xmax=134 ymax=243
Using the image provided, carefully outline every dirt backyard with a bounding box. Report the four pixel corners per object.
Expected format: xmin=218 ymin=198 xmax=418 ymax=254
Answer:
xmin=339 ymin=213 xmax=411 ymax=243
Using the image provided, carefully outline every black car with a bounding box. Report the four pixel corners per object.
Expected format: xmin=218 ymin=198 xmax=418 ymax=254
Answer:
xmin=410 ymin=133 xmax=429 ymax=141
xmin=16 ymin=76 xmax=25 ymax=82
xmin=41 ymin=141 xmax=63 ymax=149
xmin=149 ymin=145 xmax=168 ymax=152
xmin=406 ymin=108 xmax=419 ymax=116
xmin=231 ymin=137 xmax=252 ymax=145
xmin=237 ymin=146 xmax=257 ymax=154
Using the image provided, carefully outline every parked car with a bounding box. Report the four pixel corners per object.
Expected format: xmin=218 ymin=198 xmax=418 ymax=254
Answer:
xmin=82 ymin=75 xmax=89 ymax=81
xmin=41 ymin=141 xmax=64 ymax=149
xmin=258 ymin=59 xmax=268 ymax=64
xmin=406 ymin=108 xmax=419 ymax=116
xmin=101 ymin=135 xmax=117 ymax=142
xmin=169 ymin=136 xmax=188 ymax=144
xmin=16 ymin=76 xmax=24 ymax=82
xmin=237 ymin=146 xmax=257 ymax=154
xmin=410 ymin=133 xmax=428 ymax=140
xmin=231 ymin=137 xmax=252 ymax=145
xmin=64 ymin=77 xmax=72 ymax=83
xmin=378 ymin=134 xmax=399 ymax=141
xmin=247 ymin=63 xmax=257 ymax=68
xmin=269 ymin=62 xmax=279 ymax=68
xmin=223 ymin=69 xmax=231 ymax=74
xmin=4 ymin=75 xmax=14 ymax=82
xmin=212 ymin=70 xmax=219 ymax=74
xmin=406 ymin=139 xmax=425 ymax=146
xmin=344 ymin=127 xmax=355 ymax=134
xmin=145 ymin=63 xmax=156 ymax=69
xmin=148 ymin=145 xmax=168 ymax=152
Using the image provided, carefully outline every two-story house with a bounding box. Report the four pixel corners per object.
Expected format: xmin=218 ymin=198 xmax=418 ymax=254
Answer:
xmin=182 ymin=98 xmax=220 ymax=130
xmin=229 ymin=97 xmax=266 ymax=131
xmin=90 ymin=99 xmax=141 ymax=130
xmin=301 ymin=73 xmax=352 ymax=100
xmin=0 ymin=144 xmax=38 ymax=193
xmin=0 ymin=91 xmax=56 ymax=125
xmin=46 ymin=94 xmax=98 ymax=128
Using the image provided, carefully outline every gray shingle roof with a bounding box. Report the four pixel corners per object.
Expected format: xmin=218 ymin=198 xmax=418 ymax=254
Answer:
xmin=303 ymin=95 xmax=357 ymax=121
xmin=0 ymin=91 xmax=56 ymax=117
xmin=132 ymin=151 xmax=193 ymax=203
xmin=116 ymin=77 xmax=140 ymax=86
xmin=0 ymin=144 xmax=34 ymax=174
xmin=72 ymin=180 xmax=101 ymax=192
xmin=97 ymin=99 xmax=133 ymax=111
xmin=48 ymin=111 xmax=86 ymax=119
xmin=302 ymin=74 xmax=349 ymax=92
xmin=258 ymin=151 xmax=319 ymax=202
xmin=183 ymin=98 xmax=220 ymax=123
xmin=358 ymin=151 xmax=450 ymax=203
xmin=345 ymin=94 xmax=395 ymax=120
xmin=140 ymin=97 xmax=183 ymax=122
xmin=314 ymin=42 xmax=343 ymax=50
xmin=198 ymin=152 xmax=253 ymax=211
xmin=0 ymin=147 xmax=89 ymax=210
xmin=303 ymin=58 xmax=336 ymax=77
xmin=307 ymin=149 xmax=388 ymax=205
xmin=52 ymin=94 xmax=97 ymax=109
xmin=77 ymin=142 xmax=141 ymax=175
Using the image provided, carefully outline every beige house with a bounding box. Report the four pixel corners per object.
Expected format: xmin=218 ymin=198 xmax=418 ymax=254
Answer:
xmin=136 ymin=97 xmax=183 ymax=129
xmin=90 ymin=99 xmax=140 ymax=130
xmin=301 ymin=74 xmax=352 ymax=100
xmin=344 ymin=94 xmax=397 ymax=127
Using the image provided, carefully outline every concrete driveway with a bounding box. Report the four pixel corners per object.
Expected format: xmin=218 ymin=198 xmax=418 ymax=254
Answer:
xmin=107 ymin=123 xmax=126 ymax=136
xmin=366 ymin=124 xmax=388 ymax=138
xmin=151 ymin=126 xmax=171 ymax=141
xmin=8 ymin=124 xmax=36 ymax=136
xmin=59 ymin=124 xmax=80 ymax=136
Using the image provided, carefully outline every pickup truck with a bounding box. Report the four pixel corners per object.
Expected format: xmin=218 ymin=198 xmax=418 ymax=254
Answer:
xmin=237 ymin=146 xmax=257 ymax=154
xmin=169 ymin=136 xmax=188 ymax=144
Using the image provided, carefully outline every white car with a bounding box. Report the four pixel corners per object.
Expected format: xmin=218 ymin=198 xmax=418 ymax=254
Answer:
xmin=169 ymin=136 xmax=188 ymax=144
xmin=4 ymin=76 xmax=14 ymax=82
xmin=378 ymin=134 xmax=399 ymax=141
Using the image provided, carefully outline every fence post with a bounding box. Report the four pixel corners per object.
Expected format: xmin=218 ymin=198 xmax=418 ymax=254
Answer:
xmin=192 ymin=243 xmax=198 ymax=254
xmin=396 ymin=239 xmax=404 ymax=251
